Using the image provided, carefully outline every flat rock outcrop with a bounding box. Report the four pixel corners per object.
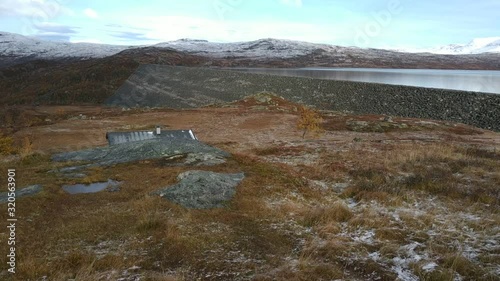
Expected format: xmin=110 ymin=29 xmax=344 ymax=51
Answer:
xmin=0 ymin=184 xmax=42 ymax=203
xmin=152 ymin=171 xmax=245 ymax=209
xmin=52 ymin=138 xmax=229 ymax=170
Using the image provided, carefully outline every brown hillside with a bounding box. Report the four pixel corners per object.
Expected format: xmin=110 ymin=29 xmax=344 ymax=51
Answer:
xmin=0 ymin=96 xmax=499 ymax=280
xmin=1 ymin=46 xmax=499 ymax=107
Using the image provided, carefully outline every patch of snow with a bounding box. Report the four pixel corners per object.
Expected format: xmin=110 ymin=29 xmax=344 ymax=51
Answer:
xmin=392 ymin=257 xmax=419 ymax=281
xmin=369 ymin=251 xmax=381 ymax=261
xmin=0 ymin=31 xmax=131 ymax=60
xmin=346 ymin=198 xmax=358 ymax=209
xmin=462 ymin=244 xmax=479 ymax=260
xmin=309 ymin=179 xmax=330 ymax=190
xmin=391 ymin=242 xmax=423 ymax=281
xmin=2 ymin=31 xmax=499 ymax=65
xmin=332 ymin=182 xmax=350 ymax=192
xmin=154 ymin=38 xmax=341 ymax=59
xmin=391 ymin=242 xmax=437 ymax=281
xmin=352 ymin=229 xmax=376 ymax=245
xmin=393 ymin=37 xmax=500 ymax=54
xmin=422 ymin=262 xmax=438 ymax=272
xmin=392 ymin=213 xmax=401 ymax=222
xmin=459 ymin=213 xmax=481 ymax=221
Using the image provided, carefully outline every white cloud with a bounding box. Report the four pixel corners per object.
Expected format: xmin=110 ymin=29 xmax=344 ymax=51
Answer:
xmin=0 ymin=0 xmax=75 ymax=35
xmin=278 ymin=0 xmax=302 ymax=7
xmin=83 ymin=8 xmax=98 ymax=19
xmin=0 ymin=0 xmax=72 ymax=17
xmin=107 ymin=15 xmax=345 ymax=45
xmin=33 ymin=21 xmax=78 ymax=33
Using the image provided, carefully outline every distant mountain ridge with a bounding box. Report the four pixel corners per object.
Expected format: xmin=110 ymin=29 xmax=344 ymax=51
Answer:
xmin=0 ymin=32 xmax=132 ymax=68
xmin=396 ymin=37 xmax=500 ymax=54
xmin=0 ymin=32 xmax=131 ymax=59
xmin=431 ymin=37 xmax=500 ymax=54
xmin=1 ymin=31 xmax=500 ymax=67
xmin=1 ymin=32 xmax=499 ymax=107
xmin=154 ymin=38 xmax=346 ymax=59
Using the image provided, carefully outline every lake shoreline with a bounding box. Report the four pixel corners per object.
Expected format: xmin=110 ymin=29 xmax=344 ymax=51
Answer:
xmin=225 ymin=67 xmax=500 ymax=95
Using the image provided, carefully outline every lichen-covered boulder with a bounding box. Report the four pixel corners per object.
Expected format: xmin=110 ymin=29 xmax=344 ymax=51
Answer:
xmin=52 ymin=138 xmax=229 ymax=170
xmin=152 ymin=171 xmax=245 ymax=209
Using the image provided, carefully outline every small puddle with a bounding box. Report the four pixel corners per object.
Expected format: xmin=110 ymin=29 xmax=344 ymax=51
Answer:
xmin=62 ymin=179 xmax=120 ymax=194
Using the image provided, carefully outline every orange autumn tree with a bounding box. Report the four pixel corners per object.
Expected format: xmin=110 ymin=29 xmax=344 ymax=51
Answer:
xmin=297 ymin=105 xmax=324 ymax=139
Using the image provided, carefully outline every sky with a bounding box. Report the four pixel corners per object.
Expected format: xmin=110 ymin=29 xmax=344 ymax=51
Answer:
xmin=0 ymin=0 xmax=499 ymax=49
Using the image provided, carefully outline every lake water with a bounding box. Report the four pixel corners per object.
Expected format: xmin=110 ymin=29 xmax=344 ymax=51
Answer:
xmin=228 ymin=68 xmax=500 ymax=94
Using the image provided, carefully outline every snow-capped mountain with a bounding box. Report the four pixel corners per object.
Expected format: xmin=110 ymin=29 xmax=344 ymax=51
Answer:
xmin=395 ymin=37 xmax=500 ymax=54
xmin=154 ymin=38 xmax=344 ymax=59
xmin=1 ymin=31 xmax=499 ymax=70
xmin=429 ymin=37 xmax=500 ymax=54
xmin=0 ymin=32 xmax=131 ymax=60
xmin=0 ymin=32 xmax=347 ymax=62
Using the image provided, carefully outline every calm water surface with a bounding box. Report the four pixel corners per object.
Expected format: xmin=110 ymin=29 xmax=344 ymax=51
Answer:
xmin=63 ymin=179 xmax=120 ymax=194
xmin=229 ymin=68 xmax=500 ymax=94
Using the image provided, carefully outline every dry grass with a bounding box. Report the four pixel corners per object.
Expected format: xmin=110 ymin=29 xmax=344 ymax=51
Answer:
xmin=248 ymin=138 xmax=499 ymax=280
xmin=254 ymin=144 xmax=308 ymax=157
xmin=0 ymin=151 xmax=314 ymax=279
xmin=0 ymin=133 xmax=15 ymax=155
xmin=1 ymin=105 xmax=499 ymax=280
xmin=334 ymin=143 xmax=500 ymax=205
xmin=18 ymin=135 xmax=34 ymax=159
xmin=301 ymin=201 xmax=353 ymax=227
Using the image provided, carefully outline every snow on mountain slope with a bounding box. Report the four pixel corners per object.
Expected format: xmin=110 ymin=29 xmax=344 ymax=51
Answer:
xmin=396 ymin=37 xmax=500 ymax=54
xmin=1 ymin=31 xmax=499 ymax=63
xmin=431 ymin=37 xmax=500 ymax=54
xmin=153 ymin=38 xmax=343 ymax=58
xmin=0 ymin=32 xmax=131 ymax=59
xmin=0 ymin=33 xmax=343 ymax=62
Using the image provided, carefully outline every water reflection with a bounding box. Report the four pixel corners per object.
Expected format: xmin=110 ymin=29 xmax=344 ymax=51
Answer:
xmin=229 ymin=68 xmax=500 ymax=94
xmin=62 ymin=179 xmax=121 ymax=194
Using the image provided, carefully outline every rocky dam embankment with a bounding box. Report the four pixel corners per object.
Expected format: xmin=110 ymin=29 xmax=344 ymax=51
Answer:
xmin=106 ymin=65 xmax=500 ymax=131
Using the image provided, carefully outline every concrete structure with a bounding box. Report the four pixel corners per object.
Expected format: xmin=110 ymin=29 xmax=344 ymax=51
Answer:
xmin=106 ymin=128 xmax=197 ymax=145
